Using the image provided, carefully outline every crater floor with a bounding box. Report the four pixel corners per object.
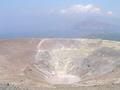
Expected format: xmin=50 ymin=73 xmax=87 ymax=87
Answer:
xmin=0 ymin=38 xmax=120 ymax=88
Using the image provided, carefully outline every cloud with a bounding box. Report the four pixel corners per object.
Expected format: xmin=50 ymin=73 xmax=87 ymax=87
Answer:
xmin=51 ymin=4 xmax=113 ymax=16
xmin=60 ymin=4 xmax=102 ymax=15
xmin=107 ymin=11 xmax=113 ymax=15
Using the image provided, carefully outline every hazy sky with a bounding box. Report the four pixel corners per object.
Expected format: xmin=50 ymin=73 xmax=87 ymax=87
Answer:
xmin=0 ymin=0 xmax=119 ymax=15
xmin=0 ymin=0 xmax=120 ymax=38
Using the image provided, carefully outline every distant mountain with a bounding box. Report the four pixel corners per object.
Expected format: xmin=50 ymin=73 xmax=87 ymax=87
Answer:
xmin=73 ymin=19 xmax=114 ymax=30
xmin=66 ymin=19 xmax=120 ymax=38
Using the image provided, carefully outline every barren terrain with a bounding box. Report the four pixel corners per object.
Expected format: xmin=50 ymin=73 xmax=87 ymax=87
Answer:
xmin=0 ymin=38 xmax=120 ymax=90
